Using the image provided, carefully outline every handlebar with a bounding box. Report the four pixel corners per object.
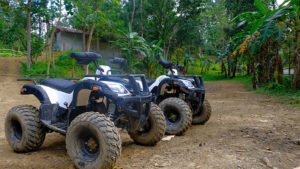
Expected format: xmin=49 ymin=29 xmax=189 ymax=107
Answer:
xmin=109 ymin=57 xmax=127 ymax=70
xmin=158 ymin=60 xmax=184 ymax=71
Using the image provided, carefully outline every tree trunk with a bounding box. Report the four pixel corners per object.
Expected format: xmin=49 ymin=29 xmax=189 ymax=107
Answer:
xmin=277 ymin=54 xmax=283 ymax=84
xmin=85 ymin=21 xmax=97 ymax=74
xmin=288 ymin=44 xmax=291 ymax=75
xmin=292 ymin=30 xmax=300 ymax=89
xmin=227 ymin=59 xmax=231 ymax=78
xmin=232 ymin=56 xmax=238 ymax=78
xmin=52 ymin=50 xmax=56 ymax=72
xmin=252 ymin=60 xmax=257 ymax=89
xmin=82 ymin=23 xmax=86 ymax=51
xmin=130 ymin=0 xmax=136 ymax=29
xmin=165 ymin=26 xmax=177 ymax=60
xmin=140 ymin=0 xmax=144 ymax=37
xmin=26 ymin=0 xmax=31 ymax=71
xmin=246 ymin=63 xmax=251 ymax=75
xmin=292 ymin=8 xmax=300 ymax=90
xmin=221 ymin=61 xmax=224 ymax=74
xmin=46 ymin=0 xmax=62 ymax=75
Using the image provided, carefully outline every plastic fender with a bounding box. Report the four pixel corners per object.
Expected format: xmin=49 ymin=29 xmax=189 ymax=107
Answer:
xmin=21 ymin=84 xmax=51 ymax=104
xmin=70 ymin=79 xmax=118 ymax=107
xmin=149 ymin=75 xmax=169 ymax=92
xmin=156 ymin=78 xmax=188 ymax=96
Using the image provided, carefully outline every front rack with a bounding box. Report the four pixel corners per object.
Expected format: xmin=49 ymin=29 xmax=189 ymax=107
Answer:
xmin=170 ymin=75 xmax=204 ymax=89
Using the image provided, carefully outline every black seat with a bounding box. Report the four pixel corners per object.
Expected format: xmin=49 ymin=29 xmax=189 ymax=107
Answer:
xmin=70 ymin=52 xmax=102 ymax=65
xmin=109 ymin=57 xmax=127 ymax=69
xmin=40 ymin=79 xmax=76 ymax=94
xmin=147 ymin=80 xmax=155 ymax=86
xmin=159 ymin=60 xmax=175 ymax=69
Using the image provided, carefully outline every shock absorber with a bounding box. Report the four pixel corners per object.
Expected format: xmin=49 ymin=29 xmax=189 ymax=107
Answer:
xmin=107 ymin=103 xmax=116 ymax=121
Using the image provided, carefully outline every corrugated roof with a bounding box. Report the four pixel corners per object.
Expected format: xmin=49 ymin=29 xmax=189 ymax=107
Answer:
xmin=56 ymin=26 xmax=86 ymax=34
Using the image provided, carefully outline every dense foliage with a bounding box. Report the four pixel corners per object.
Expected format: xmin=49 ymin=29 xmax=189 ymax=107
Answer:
xmin=0 ymin=0 xmax=299 ymax=92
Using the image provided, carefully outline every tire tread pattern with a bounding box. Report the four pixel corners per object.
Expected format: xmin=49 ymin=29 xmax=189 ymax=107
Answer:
xmin=5 ymin=105 xmax=46 ymax=152
xmin=66 ymin=112 xmax=121 ymax=169
xmin=129 ymin=103 xmax=166 ymax=146
xmin=159 ymin=98 xmax=192 ymax=136
xmin=192 ymin=99 xmax=212 ymax=125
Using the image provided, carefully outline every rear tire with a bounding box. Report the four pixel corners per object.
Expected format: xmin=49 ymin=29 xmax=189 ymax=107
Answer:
xmin=5 ymin=105 xmax=46 ymax=152
xmin=66 ymin=112 xmax=121 ymax=169
xmin=159 ymin=98 xmax=192 ymax=136
xmin=129 ymin=103 xmax=166 ymax=146
xmin=192 ymin=99 xmax=212 ymax=125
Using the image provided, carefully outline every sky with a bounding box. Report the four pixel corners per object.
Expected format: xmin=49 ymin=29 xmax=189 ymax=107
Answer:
xmin=277 ymin=0 xmax=284 ymax=5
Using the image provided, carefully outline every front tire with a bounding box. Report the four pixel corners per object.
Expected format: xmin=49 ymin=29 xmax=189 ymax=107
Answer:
xmin=192 ymin=99 xmax=212 ymax=125
xmin=5 ymin=105 xmax=46 ymax=152
xmin=129 ymin=103 xmax=166 ymax=146
xmin=159 ymin=98 xmax=192 ymax=136
xmin=66 ymin=112 xmax=121 ymax=169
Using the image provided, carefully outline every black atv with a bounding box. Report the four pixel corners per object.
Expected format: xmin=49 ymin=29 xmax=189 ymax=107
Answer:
xmin=103 ymin=58 xmax=211 ymax=136
xmin=151 ymin=60 xmax=212 ymax=128
xmin=4 ymin=52 xmax=166 ymax=169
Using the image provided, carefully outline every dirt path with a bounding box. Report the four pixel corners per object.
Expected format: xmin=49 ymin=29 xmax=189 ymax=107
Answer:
xmin=0 ymin=58 xmax=299 ymax=169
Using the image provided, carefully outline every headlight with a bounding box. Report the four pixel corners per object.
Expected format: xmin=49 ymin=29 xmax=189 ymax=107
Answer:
xmin=108 ymin=84 xmax=130 ymax=95
xmin=182 ymin=80 xmax=194 ymax=88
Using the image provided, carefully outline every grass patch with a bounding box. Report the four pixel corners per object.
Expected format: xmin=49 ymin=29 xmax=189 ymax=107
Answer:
xmin=223 ymin=75 xmax=300 ymax=107
xmin=0 ymin=49 xmax=25 ymax=57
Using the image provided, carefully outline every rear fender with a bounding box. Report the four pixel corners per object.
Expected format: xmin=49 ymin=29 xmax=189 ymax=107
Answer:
xmin=156 ymin=78 xmax=187 ymax=96
xmin=71 ymin=79 xmax=118 ymax=107
xmin=21 ymin=84 xmax=51 ymax=104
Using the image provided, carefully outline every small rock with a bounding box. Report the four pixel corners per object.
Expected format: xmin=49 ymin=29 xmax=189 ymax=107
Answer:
xmin=154 ymin=162 xmax=169 ymax=167
xmin=292 ymin=139 xmax=300 ymax=145
xmin=188 ymin=163 xmax=196 ymax=167
xmin=261 ymin=157 xmax=273 ymax=168
xmin=162 ymin=135 xmax=175 ymax=141
xmin=199 ymin=142 xmax=205 ymax=147
xmin=266 ymin=147 xmax=272 ymax=151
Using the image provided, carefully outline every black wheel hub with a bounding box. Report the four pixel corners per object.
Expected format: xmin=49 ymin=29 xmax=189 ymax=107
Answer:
xmin=11 ymin=118 xmax=22 ymax=142
xmin=164 ymin=106 xmax=180 ymax=125
xmin=76 ymin=128 xmax=100 ymax=161
xmin=84 ymin=137 xmax=99 ymax=154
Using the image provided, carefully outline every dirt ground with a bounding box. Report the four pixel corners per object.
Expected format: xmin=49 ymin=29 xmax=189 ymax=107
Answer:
xmin=0 ymin=57 xmax=299 ymax=169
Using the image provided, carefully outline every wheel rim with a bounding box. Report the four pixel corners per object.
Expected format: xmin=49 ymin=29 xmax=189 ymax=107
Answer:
xmin=76 ymin=127 xmax=100 ymax=161
xmin=137 ymin=119 xmax=152 ymax=135
xmin=10 ymin=118 xmax=22 ymax=142
xmin=164 ymin=106 xmax=180 ymax=125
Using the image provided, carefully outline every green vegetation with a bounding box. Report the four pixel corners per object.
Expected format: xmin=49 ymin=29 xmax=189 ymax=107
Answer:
xmin=1 ymin=0 xmax=299 ymax=106
xmin=21 ymin=51 xmax=103 ymax=78
xmin=0 ymin=49 xmax=25 ymax=57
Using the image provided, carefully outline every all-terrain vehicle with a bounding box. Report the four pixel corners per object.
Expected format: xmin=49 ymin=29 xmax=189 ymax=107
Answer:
xmin=97 ymin=58 xmax=211 ymax=136
xmin=4 ymin=52 xmax=166 ymax=169
xmin=150 ymin=60 xmax=212 ymax=132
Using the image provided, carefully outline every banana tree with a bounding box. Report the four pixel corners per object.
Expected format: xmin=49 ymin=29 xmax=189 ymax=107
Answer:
xmin=111 ymin=30 xmax=149 ymax=73
xmin=232 ymin=0 xmax=299 ymax=88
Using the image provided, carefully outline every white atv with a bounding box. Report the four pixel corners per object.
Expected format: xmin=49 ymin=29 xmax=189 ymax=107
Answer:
xmin=99 ymin=58 xmax=211 ymax=136
xmin=5 ymin=52 xmax=166 ymax=169
xmin=148 ymin=60 xmax=211 ymax=136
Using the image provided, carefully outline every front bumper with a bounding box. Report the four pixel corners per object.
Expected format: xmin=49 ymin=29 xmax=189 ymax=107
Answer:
xmin=117 ymin=94 xmax=152 ymax=119
xmin=115 ymin=93 xmax=152 ymax=132
xmin=175 ymin=75 xmax=206 ymax=112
